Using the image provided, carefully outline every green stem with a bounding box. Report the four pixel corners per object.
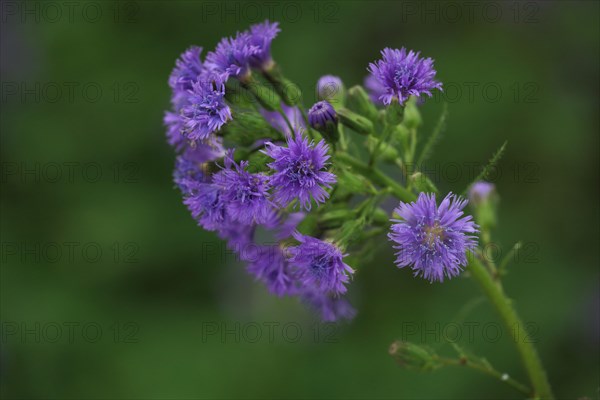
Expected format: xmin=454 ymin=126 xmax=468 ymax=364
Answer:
xmin=438 ymin=357 xmax=530 ymax=395
xmin=336 ymin=153 xmax=415 ymax=202
xmin=468 ymin=257 xmax=553 ymax=399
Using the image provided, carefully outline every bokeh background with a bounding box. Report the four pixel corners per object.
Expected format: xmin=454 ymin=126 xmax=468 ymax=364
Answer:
xmin=1 ymin=1 xmax=599 ymax=398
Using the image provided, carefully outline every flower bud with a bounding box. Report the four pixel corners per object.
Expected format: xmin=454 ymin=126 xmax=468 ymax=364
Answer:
xmin=410 ymin=172 xmax=438 ymax=193
xmin=347 ymin=85 xmax=379 ymax=121
xmin=317 ymin=75 xmax=346 ymax=109
xmin=308 ymin=101 xmax=339 ymax=142
xmin=468 ymin=181 xmax=498 ymax=231
xmin=337 ymin=107 xmax=374 ymax=135
xmin=388 ymin=341 xmax=442 ymax=372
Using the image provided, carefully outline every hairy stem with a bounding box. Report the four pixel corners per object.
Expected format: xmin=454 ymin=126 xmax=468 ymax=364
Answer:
xmin=468 ymin=257 xmax=553 ymax=399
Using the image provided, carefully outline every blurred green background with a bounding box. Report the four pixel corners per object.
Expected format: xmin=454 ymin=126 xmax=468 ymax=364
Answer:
xmin=1 ymin=1 xmax=598 ymax=398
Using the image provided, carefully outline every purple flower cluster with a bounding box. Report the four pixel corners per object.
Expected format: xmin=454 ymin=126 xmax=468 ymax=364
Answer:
xmin=388 ymin=193 xmax=478 ymax=282
xmin=170 ymin=130 xmax=347 ymax=320
xmin=164 ymin=21 xmax=470 ymax=322
xmin=164 ymin=21 xmax=280 ymax=149
xmin=164 ymin=23 xmax=347 ymax=320
xmin=367 ymin=47 xmax=442 ymax=105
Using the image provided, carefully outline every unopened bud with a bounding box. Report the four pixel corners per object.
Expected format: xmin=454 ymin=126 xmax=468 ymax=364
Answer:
xmin=347 ymin=85 xmax=379 ymax=121
xmin=388 ymin=341 xmax=442 ymax=372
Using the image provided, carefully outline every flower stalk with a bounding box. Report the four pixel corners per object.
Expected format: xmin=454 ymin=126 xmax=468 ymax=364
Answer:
xmin=468 ymin=257 xmax=554 ymax=399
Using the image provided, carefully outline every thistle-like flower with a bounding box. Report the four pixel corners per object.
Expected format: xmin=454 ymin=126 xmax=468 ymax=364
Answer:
xmin=288 ymin=233 xmax=354 ymax=295
xmin=364 ymin=74 xmax=386 ymax=105
xmin=263 ymin=129 xmax=336 ymax=210
xmin=248 ymin=20 xmax=280 ymax=69
xmin=180 ymin=76 xmax=232 ymax=143
xmin=169 ymin=46 xmax=204 ymax=98
xmin=368 ymin=47 xmax=442 ymax=105
xmin=300 ymin=289 xmax=356 ymax=322
xmin=164 ymin=110 xmax=187 ymax=150
xmin=388 ymin=193 xmax=478 ymax=282
xmin=183 ymin=183 xmax=227 ymax=231
xmin=205 ymin=32 xmax=259 ymax=79
xmin=212 ymin=151 xmax=275 ymax=225
xmin=244 ymin=245 xmax=295 ymax=297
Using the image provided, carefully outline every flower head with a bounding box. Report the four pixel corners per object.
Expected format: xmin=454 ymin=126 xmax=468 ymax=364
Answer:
xmin=368 ymin=47 xmax=442 ymax=105
xmin=212 ymin=151 xmax=275 ymax=225
xmin=468 ymin=181 xmax=496 ymax=206
xmin=164 ymin=110 xmax=187 ymax=150
xmin=308 ymin=101 xmax=337 ymax=130
xmin=388 ymin=193 xmax=478 ymax=282
xmin=244 ymin=245 xmax=295 ymax=296
xmin=206 ymin=32 xmax=259 ymax=79
xmin=288 ymin=233 xmax=354 ymax=295
xmin=183 ymin=183 xmax=227 ymax=231
xmin=169 ymin=46 xmax=204 ymax=103
xmin=173 ymin=143 xmax=224 ymax=193
xmin=364 ymin=74 xmax=386 ymax=105
xmin=181 ymin=76 xmax=232 ymax=143
xmin=263 ymin=129 xmax=336 ymax=210
xmin=248 ymin=20 xmax=280 ymax=69
xmin=300 ymin=289 xmax=356 ymax=322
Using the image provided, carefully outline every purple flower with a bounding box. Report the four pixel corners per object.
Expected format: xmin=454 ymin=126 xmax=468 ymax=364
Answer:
xmin=308 ymin=101 xmax=337 ymax=130
xmin=248 ymin=20 xmax=280 ymax=69
xmin=364 ymin=74 xmax=386 ymax=105
xmin=205 ymin=32 xmax=259 ymax=79
xmin=275 ymin=212 xmax=305 ymax=240
xmin=212 ymin=151 xmax=275 ymax=225
xmin=183 ymin=182 xmax=227 ymax=231
xmin=263 ymin=129 xmax=336 ymax=210
xmin=217 ymin=221 xmax=255 ymax=252
xmin=301 ymin=290 xmax=356 ymax=322
xmin=288 ymin=233 xmax=354 ymax=295
xmin=368 ymin=47 xmax=442 ymax=105
xmin=388 ymin=193 xmax=478 ymax=283
xmin=317 ymin=75 xmax=343 ymax=103
xmin=164 ymin=110 xmax=187 ymax=150
xmin=169 ymin=46 xmax=204 ymax=103
xmin=244 ymin=245 xmax=295 ymax=296
xmin=468 ymin=181 xmax=496 ymax=205
xmin=260 ymin=103 xmax=305 ymax=135
xmin=173 ymin=143 xmax=224 ymax=194
xmin=181 ymin=77 xmax=232 ymax=143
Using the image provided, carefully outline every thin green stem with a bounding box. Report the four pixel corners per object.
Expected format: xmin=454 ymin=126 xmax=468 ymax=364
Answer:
xmin=438 ymin=357 xmax=530 ymax=395
xmin=468 ymin=257 xmax=553 ymax=399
